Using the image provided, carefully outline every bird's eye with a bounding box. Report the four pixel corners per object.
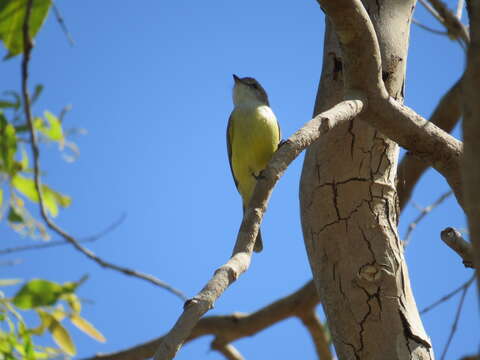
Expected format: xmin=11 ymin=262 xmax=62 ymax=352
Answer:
xmin=251 ymin=84 xmax=258 ymax=89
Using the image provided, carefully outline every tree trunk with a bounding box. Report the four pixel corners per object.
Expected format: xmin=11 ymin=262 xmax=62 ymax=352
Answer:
xmin=300 ymin=1 xmax=433 ymax=358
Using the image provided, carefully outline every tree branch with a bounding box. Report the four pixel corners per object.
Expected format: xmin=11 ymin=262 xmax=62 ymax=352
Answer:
xmin=152 ymin=100 xmax=364 ymax=360
xmin=298 ymin=310 xmax=333 ymax=360
xmin=0 ymin=213 xmax=126 ymax=256
xmin=318 ymin=0 xmax=465 ymax=209
xmin=397 ymin=78 xmax=463 ymax=210
xmin=86 ymin=281 xmax=320 ymax=360
xmin=21 ymin=0 xmax=186 ymax=302
xmin=423 ymin=0 xmax=470 ymax=44
xmin=211 ymin=339 xmax=244 ymax=360
xmin=403 ymin=191 xmax=452 ymax=246
xmin=440 ymin=227 xmax=475 ymax=268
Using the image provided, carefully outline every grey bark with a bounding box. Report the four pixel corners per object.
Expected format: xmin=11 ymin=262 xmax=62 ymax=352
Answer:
xmin=300 ymin=1 xmax=433 ymax=359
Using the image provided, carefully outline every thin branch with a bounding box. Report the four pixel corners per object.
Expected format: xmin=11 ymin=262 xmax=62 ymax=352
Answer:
xmin=0 ymin=213 xmax=126 ymax=256
xmin=20 ymin=2 xmax=186 ymax=302
xmin=421 ymin=274 xmax=475 ymax=314
xmin=86 ymin=281 xmax=320 ymax=360
xmin=440 ymin=227 xmax=475 ymax=268
xmin=298 ymin=310 xmax=333 ymax=360
xmin=397 ymin=77 xmax=463 ymax=211
xmin=440 ymin=277 xmax=471 ymax=360
xmin=412 ymin=18 xmax=448 ymax=36
xmin=403 ymin=190 xmax=452 ymax=246
xmin=211 ymin=340 xmax=244 ymax=360
xmin=152 ymin=99 xmax=364 ymax=360
xmin=423 ymin=0 xmax=470 ymax=44
xmin=52 ymin=1 xmax=74 ymax=46
xmin=419 ymin=0 xmax=445 ymax=24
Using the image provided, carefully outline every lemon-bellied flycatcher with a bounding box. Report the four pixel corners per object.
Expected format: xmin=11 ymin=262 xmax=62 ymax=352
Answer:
xmin=227 ymin=74 xmax=281 ymax=252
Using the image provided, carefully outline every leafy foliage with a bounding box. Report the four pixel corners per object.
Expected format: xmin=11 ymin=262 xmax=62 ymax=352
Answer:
xmin=0 ymin=88 xmax=75 ymax=239
xmin=0 ymin=277 xmax=106 ymax=359
xmin=0 ymin=0 xmax=52 ymax=59
xmin=0 ymin=3 xmax=97 ymax=358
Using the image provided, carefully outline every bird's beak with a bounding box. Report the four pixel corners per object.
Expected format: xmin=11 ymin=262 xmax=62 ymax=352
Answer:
xmin=233 ymin=74 xmax=240 ymax=83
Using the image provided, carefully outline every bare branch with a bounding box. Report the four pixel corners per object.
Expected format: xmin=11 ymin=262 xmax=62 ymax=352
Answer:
xmin=20 ymin=2 xmax=186 ymax=302
xmin=421 ymin=274 xmax=475 ymax=314
xmin=440 ymin=277 xmax=471 ymax=360
xmin=52 ymin=1 xmax=74 ymax=46
xmin=317 ymin=0 xmax=464 ymax=208
xmin=397 ymin=78 xmax=463 ymax=210
xmin=0 ymin=213 xmax=126 ymax=256
xmin=421 ymin=0 xmax=470 ymax=44
xmin=440 ymin=227 xmax=475 ymax=268
xmin=211 ymin=340 xmax=244 ymax=360
xmin=298 ymin=310 xmax=333 ymax=360
xmin=403 ymin=191 xmax=452 ymax=246
xmin=412 ymin=18 xmax=448 ymax=36
xmin=152 ymin=99 xmax=364 ymax=360
xmin=86 ymin=281 xmax=320 ymax=360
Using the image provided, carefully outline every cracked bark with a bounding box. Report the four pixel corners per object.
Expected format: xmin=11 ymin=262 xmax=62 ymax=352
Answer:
xmin=300 ymin=1 xmax=433 ymax=359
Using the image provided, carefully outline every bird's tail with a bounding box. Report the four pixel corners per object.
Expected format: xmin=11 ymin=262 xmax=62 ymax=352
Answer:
xmin=254 ymin=229 xmax=263 ymax=253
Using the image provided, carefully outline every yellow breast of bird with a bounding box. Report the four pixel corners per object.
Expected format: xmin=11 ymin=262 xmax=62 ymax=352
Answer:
xmin=230 ymin=105 xmax=280 ymax=203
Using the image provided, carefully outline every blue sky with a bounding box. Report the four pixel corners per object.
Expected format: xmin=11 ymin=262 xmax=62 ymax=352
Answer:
xmin=1 ymin=1 xmax=477 ymax=359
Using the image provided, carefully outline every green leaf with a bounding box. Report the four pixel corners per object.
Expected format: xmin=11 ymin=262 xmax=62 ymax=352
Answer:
xmin=19 ymin=146 xmax=28 ymax=170
xmin=70 ymin=314 xmax=106 ymax=343
xmin=0 ymin=100 xmax=17 ymax=108
xmin=48 ymin=315 xmax=75 ymax=355
xmin=7 ymin=205 xmax=24 ymax=223
xmin=13 ymin=279 xmax=64 ymax=309
xmin=64 ymin=293 xmax=81 ymax=314
xmin=12 ymin=174 xmax=71 ymax=217
xmin=0 ymin=188 xmax=3 ymax=207
xmin=31 ymin=84 xmax=43 ymax=104
xmin=2 ymin=90 xmax=21 ymax=110
xmin=0 ymin=112 xmax=18 ymax=175
xmin=35 ymin=111 xmax=63 ymax=142
xmin=0 ymin=0 xmax=52 ymax=58
xmin=0 ymin=279 xmax=22 ymax=287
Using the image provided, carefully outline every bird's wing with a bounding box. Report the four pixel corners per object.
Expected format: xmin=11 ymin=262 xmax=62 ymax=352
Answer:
xmin=276 ymin=116 xmax=282 ymax=147
xmin=226 ymin=113 xmax=239 ymax=189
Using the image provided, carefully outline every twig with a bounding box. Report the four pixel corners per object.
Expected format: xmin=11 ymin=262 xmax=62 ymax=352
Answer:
xmin=403 ymin=190 xmax=452 ymax=246
xmin=0 ymin=213 xmax=126 ymax=256
xmin=211 ymin=340 xmax=244 ymax=360
xmin=421 ymin=274 xmax=475 ymax=314
xmin=440 ymin=227 xmax=475 ymax=268
xmin=440 ymin=276 xmax=471 ymax=360
xmin=412 ymin=18 xmax=448 ymax=35
xmin=20 ymin=1 xmax=186 ymax=302
xmin=52 ymin=1 xmax=74 ymax=46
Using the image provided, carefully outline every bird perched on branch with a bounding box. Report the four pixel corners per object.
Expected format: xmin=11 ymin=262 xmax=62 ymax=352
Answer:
xmin=226 ymin=74 xmax=281 ymax=252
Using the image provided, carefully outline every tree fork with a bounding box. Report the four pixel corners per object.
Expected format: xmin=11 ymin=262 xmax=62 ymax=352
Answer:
xmin=300 ymin=1 xmax=433 ymax=359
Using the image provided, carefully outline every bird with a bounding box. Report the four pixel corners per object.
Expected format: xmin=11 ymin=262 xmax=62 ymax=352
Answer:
xmin=226 ymin=74 xmax=281 ymax=252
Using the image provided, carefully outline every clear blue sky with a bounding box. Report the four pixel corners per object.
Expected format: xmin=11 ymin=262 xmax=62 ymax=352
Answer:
xmin=1 ymin=1 xmax=477 ymax=359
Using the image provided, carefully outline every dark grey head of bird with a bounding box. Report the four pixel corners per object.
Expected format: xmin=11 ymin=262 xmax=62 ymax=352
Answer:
xmin=232 ymin=74 xmax=270 ymax=106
